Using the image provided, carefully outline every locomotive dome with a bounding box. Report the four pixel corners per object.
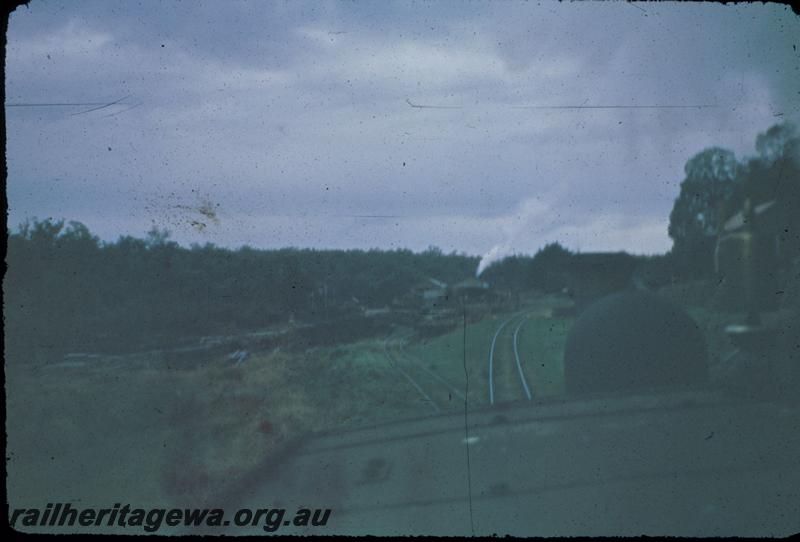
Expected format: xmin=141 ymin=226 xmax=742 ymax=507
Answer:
xmin=564 ymin=290 xmax=709 ymax=395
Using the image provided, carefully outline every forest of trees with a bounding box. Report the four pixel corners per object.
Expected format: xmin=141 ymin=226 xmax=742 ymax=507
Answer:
xmin=479 ymin=242 xmax=574 ymax=292
xmin=4 ymin=224 xmax=478 ymax=361
xmin=4 ymin=121 xmax=798 ymax=363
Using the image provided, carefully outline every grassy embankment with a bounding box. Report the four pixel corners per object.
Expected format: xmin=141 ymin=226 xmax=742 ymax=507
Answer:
xmin=5 ymin=339 xmax=427 ymax=512
xmin=5 ymin=295 xmax=576 ymax=516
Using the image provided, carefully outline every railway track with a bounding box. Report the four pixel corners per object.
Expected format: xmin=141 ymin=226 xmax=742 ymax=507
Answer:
xmin=512 ymin=317 xmax=534 ymax=401
xmin=382 ymin=302 xmax=554 ymax=412
xmin=488 ymin=311 xmax=538 ymax=405
xmin=382 ymin=335 xmax=465 ymax=414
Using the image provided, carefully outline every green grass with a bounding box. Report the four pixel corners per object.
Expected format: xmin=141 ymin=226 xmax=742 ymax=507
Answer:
xmin=406 ymin=300 xmax=574 ymax=405
xmin=514 ymin=314 xmax=573 ymax=398
xmin=303 ymin=338 xmax=435 ymax=427
xmin=6 ymin=296 xmax=576 ymax=514
xmin=407 ymin=312 xmax=507 ymax=405
xmin=5 ymin=340 xmax=435 ymax=512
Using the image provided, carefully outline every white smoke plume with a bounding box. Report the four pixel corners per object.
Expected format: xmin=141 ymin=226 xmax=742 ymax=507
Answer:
xmin=475 ymin=198 xmax=551 ymax=277
xmin=476 ymin=242 xmax=512 ymax=277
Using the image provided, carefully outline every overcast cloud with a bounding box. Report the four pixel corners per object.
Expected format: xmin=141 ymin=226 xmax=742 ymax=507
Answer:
xmin=6 ymin=1 xmax=799 ymax=260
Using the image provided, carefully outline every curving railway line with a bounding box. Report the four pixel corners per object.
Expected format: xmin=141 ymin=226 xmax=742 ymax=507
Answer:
xmin=511 ymin=317 xmax=534 ymax=401
xmin=383 ymin=304 xmax=551 ymax=413
xmin=488 ymin=308 xmax=551 ymax=405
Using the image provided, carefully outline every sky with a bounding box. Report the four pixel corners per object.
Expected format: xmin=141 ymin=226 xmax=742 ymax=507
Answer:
xmin=5 ymin=1 xmax=800 ymax=266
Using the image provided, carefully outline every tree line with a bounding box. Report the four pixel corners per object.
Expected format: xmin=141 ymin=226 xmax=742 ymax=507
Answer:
xmin=5 ymin=121 xmax=797 ymax=362
xmin=668 ymin=122 xmax=800 ymax=277
xmin=4 ymin=223 xmax=477 ymax=361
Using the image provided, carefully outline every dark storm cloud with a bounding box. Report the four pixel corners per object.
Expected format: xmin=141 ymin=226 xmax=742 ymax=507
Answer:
xmin=6 ymin=1 xmax=799 ymax=257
